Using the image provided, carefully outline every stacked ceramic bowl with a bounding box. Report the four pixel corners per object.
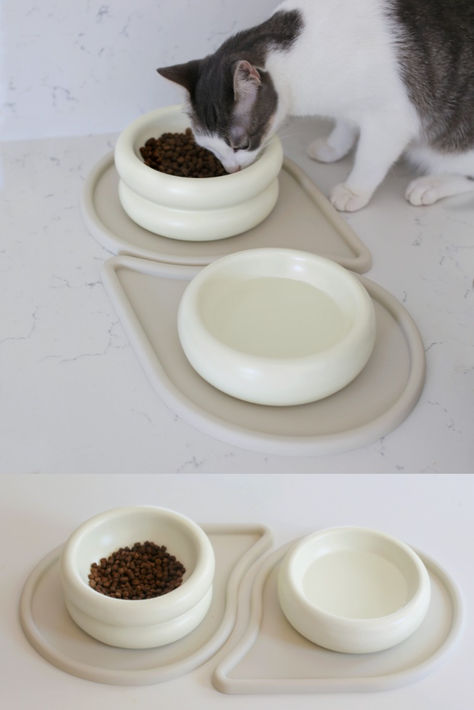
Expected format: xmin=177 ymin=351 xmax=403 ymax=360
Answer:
xmin=114 ymin=105 xmax=284 ymax=240
xmin=60 ymin=506 xmax=215 ymax=649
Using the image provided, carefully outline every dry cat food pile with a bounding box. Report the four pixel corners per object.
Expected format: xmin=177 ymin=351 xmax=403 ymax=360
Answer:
xmin=88 ymin=541 xmax=186 ymax=599
xmin=139 ymin=128 xmax=228 ymax=177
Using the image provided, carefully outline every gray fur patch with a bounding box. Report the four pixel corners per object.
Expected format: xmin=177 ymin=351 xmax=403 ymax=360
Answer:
xmin=388 ymin=0 xmax=474 ymax=153
xmin=188 ymin=10 xmax=303 ymax=150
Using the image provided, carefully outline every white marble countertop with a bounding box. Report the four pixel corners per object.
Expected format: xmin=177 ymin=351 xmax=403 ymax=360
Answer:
xmin=1 ymin=118 xmax=473 ymax=473
xmin=2 ymin=473 xmax=473 ymax=708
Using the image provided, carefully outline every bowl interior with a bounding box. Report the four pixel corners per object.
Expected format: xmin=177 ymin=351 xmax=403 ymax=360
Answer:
xmin=132 ymin=111 xmax=190 ymax=162
xmin=129 ymin=107 xmax=278 ymax=183
xmin=290 ymin=529 xmax=421 ymax=619
xmin=194 ymin=251 xmax=364 ymax=359
xmin=70 ymin=509 xmax=202 ymax=588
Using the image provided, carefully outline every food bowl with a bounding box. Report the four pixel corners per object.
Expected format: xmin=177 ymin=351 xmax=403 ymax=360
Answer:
xmin=114 ymin=105 xmax=283 ymax=240
xmin=59 ymin=506 xmax=215 ymax=649
xmin=278 ymin=527 xmax=431 ymax=654
xmin=177 ymin=248 xmax=376 ymax=406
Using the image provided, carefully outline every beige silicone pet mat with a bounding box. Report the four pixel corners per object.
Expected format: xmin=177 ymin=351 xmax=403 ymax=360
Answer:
xmin=213 ymin=541 xmax=464 ymax=694
xmin=19 ymin=524 xmax=272 ymax=686
xmin=100 ymin=255 xmax=425 ymax=456
xmin=81 ymin=152 xmax=371 ymax=272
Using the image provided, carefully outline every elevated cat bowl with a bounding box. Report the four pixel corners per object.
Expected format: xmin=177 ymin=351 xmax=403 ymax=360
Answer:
xmin=59 ymin=506 xmax=215 ymax=649
xmin=114 ymin=105 xmax=283 ymax=241
xmin=278 ymin=527 xmax=431 ymax=654
xmin=177 ymin=248 xmax=376 ymax=406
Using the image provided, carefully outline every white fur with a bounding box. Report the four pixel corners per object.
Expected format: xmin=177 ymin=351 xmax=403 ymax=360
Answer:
xmin=404 ymin=145 xmax=474 ymax=204
xmin=405 ymin=175 xmax=474 ymax=206
xmin=272 ymin=0 xmax=474 ymax=209
xmin=267 ymin=0 xmax=419 ymax=209
xmin=307 ymin=119 xmax=358 ymax=163
xmin=193 ymin=130 xmax=260 ymax=173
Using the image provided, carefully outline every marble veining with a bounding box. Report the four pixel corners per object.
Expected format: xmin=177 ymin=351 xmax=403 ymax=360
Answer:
xmin=1 ymin=0 xmax=278 ymax=141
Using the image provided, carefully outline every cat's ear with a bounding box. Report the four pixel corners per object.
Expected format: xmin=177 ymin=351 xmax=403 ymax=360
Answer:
xmin=157 ymin=60 xmax=201 ymax=94
xmin=233 ymin=60 xmax=261 ymax=106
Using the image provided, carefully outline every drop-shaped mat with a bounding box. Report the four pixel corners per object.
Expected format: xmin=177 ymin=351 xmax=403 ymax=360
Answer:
xmin=19 ymin=524 xmax=271 ymax=686
xmin=100 ymin=255 xmax=425 ymax=456
xmin=213 ymin=541 xmax=463 ymax=694
xmin=82 ymin=153 xmax=371 ymax=272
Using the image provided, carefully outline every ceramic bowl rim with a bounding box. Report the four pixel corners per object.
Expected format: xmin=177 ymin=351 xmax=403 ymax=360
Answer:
xmin=61 ymin=505 xmax=215 ymax=614
xmin=281 ymin=526 xmax=430 ymax=627
xmin=114 ymin=104 xmax=283 ymax=191
xmin=178 ymin=248 xmax=375 ymax=369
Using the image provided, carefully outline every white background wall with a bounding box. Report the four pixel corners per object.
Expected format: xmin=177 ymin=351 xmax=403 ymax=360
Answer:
xmin=1 ymin=0 xmax=280 ymax=140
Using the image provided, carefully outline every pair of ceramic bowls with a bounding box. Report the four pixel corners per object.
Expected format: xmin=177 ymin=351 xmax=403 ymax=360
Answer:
xmin=60 ymin=506 xmax=431 ymax=654
xmin=114 ymin=107 xmax=376 ymax=407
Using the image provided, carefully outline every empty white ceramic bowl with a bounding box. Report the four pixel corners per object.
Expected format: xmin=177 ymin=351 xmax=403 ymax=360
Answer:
xmin=278 ymin=527 xmax=431 ymax=654
xmin=60 ymin=506 xmax=215 ymax=649
xmin=114 ymin=105 xmax=283 ymax=240
xmin=178 ymin=248 xmax=376 ymax=406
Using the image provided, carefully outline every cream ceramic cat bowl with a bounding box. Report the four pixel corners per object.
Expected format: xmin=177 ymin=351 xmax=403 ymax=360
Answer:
xmin=114 ymin=105 xmax=283 ymax=241
xmin=177 ymin=248 xmax=376 ymax=406
xmin=59 ymin=506 xmax=215 ymax=649
xmin=278 ymin=527 xmax=431 ymax=654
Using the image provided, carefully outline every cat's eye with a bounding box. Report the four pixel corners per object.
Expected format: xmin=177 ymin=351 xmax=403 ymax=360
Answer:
xmin=233 ymin=140 xmax=250 ymax=152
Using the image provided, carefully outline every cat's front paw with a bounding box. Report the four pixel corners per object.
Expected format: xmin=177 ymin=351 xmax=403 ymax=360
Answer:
xmin=307 ymin=138 xmax=342 ymax=163
xmin=405 ymin=176 xmax=446 ymax=206
xmin=330 ymin=184 xmax=371 ymax=212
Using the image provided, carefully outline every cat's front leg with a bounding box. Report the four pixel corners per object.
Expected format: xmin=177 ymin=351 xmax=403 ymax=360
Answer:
xmin=307 ymin=119 xmax=357 ymax=163
xmin=330 ymin=117 xmax=413 ymax=211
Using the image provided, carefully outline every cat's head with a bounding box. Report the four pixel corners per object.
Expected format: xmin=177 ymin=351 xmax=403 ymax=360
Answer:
xmin=157 ymin=55 xmax=278 ymax=173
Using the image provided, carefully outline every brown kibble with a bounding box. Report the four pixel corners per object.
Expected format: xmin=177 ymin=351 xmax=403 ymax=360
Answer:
xmin=88 ymin=541 xmax=186 ymax=600
xmin=139 ymin=130 xmax=227 ymax=178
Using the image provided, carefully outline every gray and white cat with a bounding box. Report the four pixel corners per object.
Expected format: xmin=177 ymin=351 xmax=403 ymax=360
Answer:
xmin=158 ymin=0 xmax=474 ymax=212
